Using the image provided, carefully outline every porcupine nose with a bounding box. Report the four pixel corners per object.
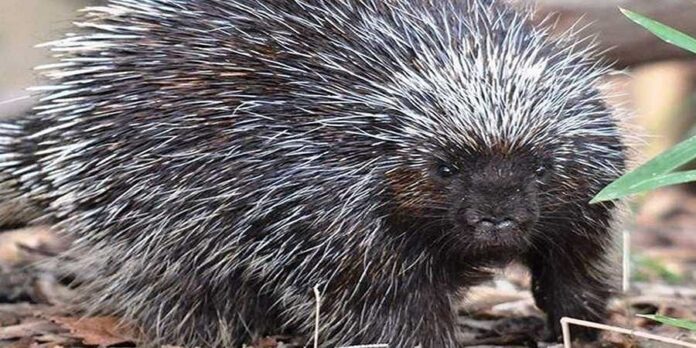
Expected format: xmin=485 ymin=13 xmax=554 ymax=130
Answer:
xmin=476 ymin=217 xmax=517 ymax=233
xmin=465 ymin=211 xmax=518 ymax=234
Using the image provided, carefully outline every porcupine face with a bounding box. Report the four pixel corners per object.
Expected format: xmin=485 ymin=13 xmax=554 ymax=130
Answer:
xmin=377 ymin=2 xmax=623 ymax=258
xmin=387 ymin=77 xmax=608 ymax=257
xmin=425 ymin=148 xmax=550 ymax=254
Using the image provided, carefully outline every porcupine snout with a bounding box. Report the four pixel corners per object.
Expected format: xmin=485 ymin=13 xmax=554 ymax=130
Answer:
xmin=452 ymin=157 xmax=542 ymax=249
xmin=462 ymin=182 xmax=537 ymax=230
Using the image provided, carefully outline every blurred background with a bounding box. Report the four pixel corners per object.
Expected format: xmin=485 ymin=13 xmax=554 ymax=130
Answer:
xmin=0 ymin=0 xmax=94 ymax=115
xmin=1 ymin=0 xmax=696 ymax=346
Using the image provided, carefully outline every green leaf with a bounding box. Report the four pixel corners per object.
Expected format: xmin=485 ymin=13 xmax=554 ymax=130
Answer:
xmin=620 ymin=8 xmax=696 ymax=55
xmin=638 ymin=314 xmax=696 ymax=332
xmin=592 ymin=135 xmax=696 ymax=203
xmin=599 ymin=170 xmax=696 ymax=200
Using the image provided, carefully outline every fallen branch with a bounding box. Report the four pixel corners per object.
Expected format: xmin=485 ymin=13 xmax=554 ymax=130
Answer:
xmin=561 ymin=317 xmax=696 ymax=348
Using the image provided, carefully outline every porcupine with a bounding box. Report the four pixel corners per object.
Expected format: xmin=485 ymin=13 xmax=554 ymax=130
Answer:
xmin=0 ymin=0 xmax=627 ymax=346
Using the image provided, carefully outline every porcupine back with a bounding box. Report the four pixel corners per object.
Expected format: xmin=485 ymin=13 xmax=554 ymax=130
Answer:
xmin=0 ymin=0 xmax=625 ymax=346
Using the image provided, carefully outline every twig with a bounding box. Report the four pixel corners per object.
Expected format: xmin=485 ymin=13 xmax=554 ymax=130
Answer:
xmin=561 ymin=317 xmax=696 ymax=348
xmin=313 ymin=285 xmax=321 ymax=348
xmin=623 ymin=229 xmax=630 ymax=292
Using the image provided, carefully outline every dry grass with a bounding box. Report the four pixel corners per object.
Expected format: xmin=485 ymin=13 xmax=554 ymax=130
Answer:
xmin=561 ymin=317 xmax=696 ymax=348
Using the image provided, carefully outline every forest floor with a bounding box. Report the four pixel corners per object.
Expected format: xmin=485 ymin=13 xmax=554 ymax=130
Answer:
xmin=1 ymin=189 xmax=696 ymax=348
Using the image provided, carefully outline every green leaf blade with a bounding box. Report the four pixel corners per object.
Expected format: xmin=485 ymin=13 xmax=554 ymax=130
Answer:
xmin=620 ymin=8 xmax=696 ymax=55
xmin=592 ymin=136 xmax=696 ymax=203
xmin=638 ymin=314 xmax=696 ymax=332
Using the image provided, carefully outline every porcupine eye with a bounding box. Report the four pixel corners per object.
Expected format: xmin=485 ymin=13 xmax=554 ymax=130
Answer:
xmin=437 ymin=164 xmax=457 ymax=179
xmin=534 ymin=165 xmax=547 ymax=178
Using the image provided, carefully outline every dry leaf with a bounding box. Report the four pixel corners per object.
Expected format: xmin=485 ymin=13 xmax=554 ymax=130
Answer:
xmin=48 ymin=316 xmax=138 ymax=347
xmin=0 ymin=319 xmax=64 ymax=340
